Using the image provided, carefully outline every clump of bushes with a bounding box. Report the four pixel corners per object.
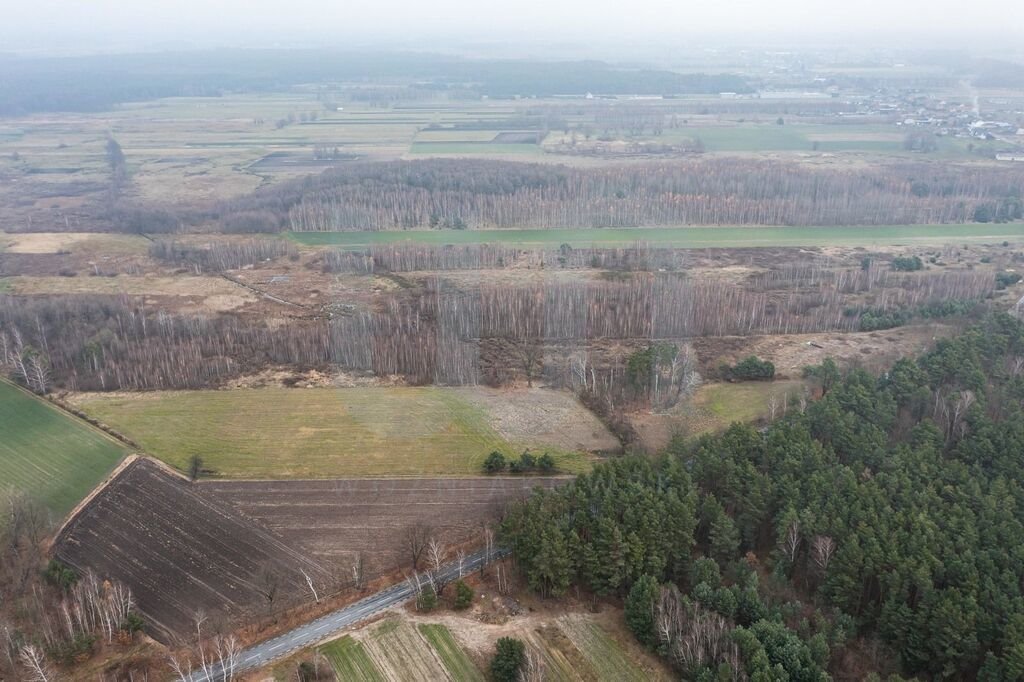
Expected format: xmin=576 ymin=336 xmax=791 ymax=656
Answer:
xmin=891 ymin=255 xmax=924 ymax=271
xmin=44 ymin=559 xmax=77 ymax=591
xmin=857 ymin=308 xmax=909 ymax=332
xmin=482 ymin=450 xmax=556 ymax=474
xmin=416 ymin=584 xmax=438 ymax=612
xmin=852 ymin=299 xmax=980 ymax=332
xmin=723 ymin=356 xmax=776 ymax=381
xmin=996 ymin=272 xmax=1022 ymax=290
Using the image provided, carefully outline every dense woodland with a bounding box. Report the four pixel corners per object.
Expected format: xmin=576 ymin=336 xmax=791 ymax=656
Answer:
xmin=214 ymin=159 xmax=1024 ymax=232
xmin=502 ymin=313 xmax=1024 ymax=680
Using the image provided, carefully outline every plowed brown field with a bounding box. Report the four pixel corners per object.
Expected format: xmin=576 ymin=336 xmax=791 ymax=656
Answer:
xmin=53 ymin=459 xmax=565 ymax=642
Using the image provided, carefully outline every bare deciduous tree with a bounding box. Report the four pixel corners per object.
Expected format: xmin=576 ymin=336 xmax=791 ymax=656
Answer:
xmin=404 ymin=523 xmax=433 ymax=571
xmin=352 ymin=552 xmax=366 ymax=591
xmin=254 ymin=562 xmax=280 ymax=606
xmin=19 ymin=645 xmax=52 ymax=682
xmin=811 ymin=535 xmax=836 ymax=574
xmin=300 ymin=569 xmax=319 ymax=602
xmin=783 ymin=520 xmax=801 ymax=566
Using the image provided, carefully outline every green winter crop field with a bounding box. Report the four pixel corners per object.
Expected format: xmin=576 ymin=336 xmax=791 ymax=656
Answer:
xmin=288 ymin=224 xmax=1024 ymax=250
xmin=0 ymin=380 xmax=125 ymax=517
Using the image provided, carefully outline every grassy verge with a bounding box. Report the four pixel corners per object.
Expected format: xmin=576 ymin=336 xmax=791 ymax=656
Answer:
xmin=0 ymin=380 xmax=125 ymax=516
xmin=288 ymin=224 xmax=1024 ymax=250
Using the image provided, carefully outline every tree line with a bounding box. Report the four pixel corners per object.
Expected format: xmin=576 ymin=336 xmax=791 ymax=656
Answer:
xmin=203 ymin=158 xmax=1024 ymax=232
xmin=502 ymin=313 xmax=1024 ymax=679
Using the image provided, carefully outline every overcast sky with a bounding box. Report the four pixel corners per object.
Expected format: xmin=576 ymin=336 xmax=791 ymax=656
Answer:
xmin=2 ymin=0 xmax=1022 ymax=55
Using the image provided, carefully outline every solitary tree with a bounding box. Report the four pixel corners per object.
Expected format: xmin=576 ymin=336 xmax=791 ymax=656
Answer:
xmin=490 ymin=637 xmax=526 ymax=682
xmin=188 ymin=455 xmax=204 ymax=481
xmin=404 ymin=522 xmax=433 ymax=570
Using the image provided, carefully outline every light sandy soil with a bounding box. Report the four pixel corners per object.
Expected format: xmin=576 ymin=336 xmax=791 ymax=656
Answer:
xmin=0 ymin=231 xmax=149 ymax=255
xmin=457 ymin=386 xmax=621 ymax=454
xmin=6 ymin=275 xmax=257 ymax=311
xmin=691 ymin=322 xmax=958 ymax=378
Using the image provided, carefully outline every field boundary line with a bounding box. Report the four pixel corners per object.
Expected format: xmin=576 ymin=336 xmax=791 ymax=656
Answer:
xmin=195 ymin=473 xmax=578 ymax=484
xmin=48 ymin=455 xmax=140 ymax=549
xmin=0 ymin=377 xmax=132 ymax=450
xmin=145 ymin=454 xmax=193 ymax=482
xmin=219 ymin=272 xmax=310 ymax=309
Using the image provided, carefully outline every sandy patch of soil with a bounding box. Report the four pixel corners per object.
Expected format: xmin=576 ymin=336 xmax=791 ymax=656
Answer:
xmin=458 ymin=386 xmax=620 ymax=453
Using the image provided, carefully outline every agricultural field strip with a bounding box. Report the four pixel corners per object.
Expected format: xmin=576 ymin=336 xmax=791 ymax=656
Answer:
xmin=417 ymin=623 xmax=485 ymax=681
xmin=289 ymin=224 xmax=1024 ymax=250
xmin=0 ymin=378 xmax=126 ymax=516
xmin=186 ymin=548 xmax=508 ymax=681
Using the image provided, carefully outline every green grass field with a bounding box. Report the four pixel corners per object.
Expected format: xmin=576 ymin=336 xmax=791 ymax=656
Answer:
xmin=0 ymin=380 xmax=125 ymax=517
xmin=71 ymin=387 xmax=593 ymax=478
xmin=418 ymin=624 xmax=485 ymax=681
xmin=410 ymin=142 xmax=541 ymax=155
xmin=288 ymin=223 xmax=1024 ymax=250
xmin=688 ymin=380 xmax=806 ymax=435
xmin=320 ymin=636 xmax=385 ymax=682
xmin=558 ymin=616 xmax=653 ymax=682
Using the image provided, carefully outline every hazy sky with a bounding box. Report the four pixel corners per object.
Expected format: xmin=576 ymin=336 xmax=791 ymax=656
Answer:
xmin=2 ymin=0 xmax=1022 ymax=54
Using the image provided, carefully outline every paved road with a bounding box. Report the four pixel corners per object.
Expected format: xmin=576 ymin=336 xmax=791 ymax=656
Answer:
xmin=187 ymin=547 xmax=506 ymax=681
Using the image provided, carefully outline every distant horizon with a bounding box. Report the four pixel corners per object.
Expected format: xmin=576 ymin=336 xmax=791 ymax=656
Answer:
xmin=2 ymin=32 xmax=1023 ymax=65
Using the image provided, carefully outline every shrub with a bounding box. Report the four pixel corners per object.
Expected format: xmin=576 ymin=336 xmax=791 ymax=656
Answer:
xmin=996 ymin=272 xmax=1022 ymax=290
xmin=121 ymin=612 xmax=145 ymax=634
xmin=490 ymin=637 xmax=526 ymax=682
xmin=537 ymin=453 xmax=556 ymax=473
xmin=416 ymin=585 xmax=438 ymax=611
xmin=454 ymin=580 xmax=474 ymax=610
xmin=483 ymin=450 xmax=506 ymax=473
xmin=44 ymin=559 xmax=77 ymax=591
xmin=519 ymin=451 xmax=536 ymax=470
xmin=892 ymin=255 xmax=924 ymax=271
xmin=728 ymin=356 xmax=776 ymax=381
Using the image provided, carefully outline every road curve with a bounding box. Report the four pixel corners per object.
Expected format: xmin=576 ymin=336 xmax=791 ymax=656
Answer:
xmin=186 ymin=547 xmax=507 ymax=681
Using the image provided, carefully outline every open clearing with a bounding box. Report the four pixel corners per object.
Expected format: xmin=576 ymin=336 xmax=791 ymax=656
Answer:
xmin=288 ymin=224 xmax=1024 ymax=250
xmin=0 ymin=232 xmax=149 ymax=256
xmin=69 ymin=386 xmax=611 ymax=478
xmin=0 ymin=380 xmax=125 ymax=516
xmin=53 ymin=458 xmax=564 ymax=641
xmin=631 ymin=380 xmax=805 ymax=451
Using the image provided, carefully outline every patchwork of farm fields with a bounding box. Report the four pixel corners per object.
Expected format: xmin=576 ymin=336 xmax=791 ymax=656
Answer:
xmin=0 ymin=380 xmax=125 ymax=516
xmin=53 ymin=458 xmax=564 ymax=641
xmin=319 ymin=613 xmax=666 ymax=681
xmin=70 ymin=386 xmax=611 ymax=478
xmin=288 ymin=223 xmax=1024 ymax=250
